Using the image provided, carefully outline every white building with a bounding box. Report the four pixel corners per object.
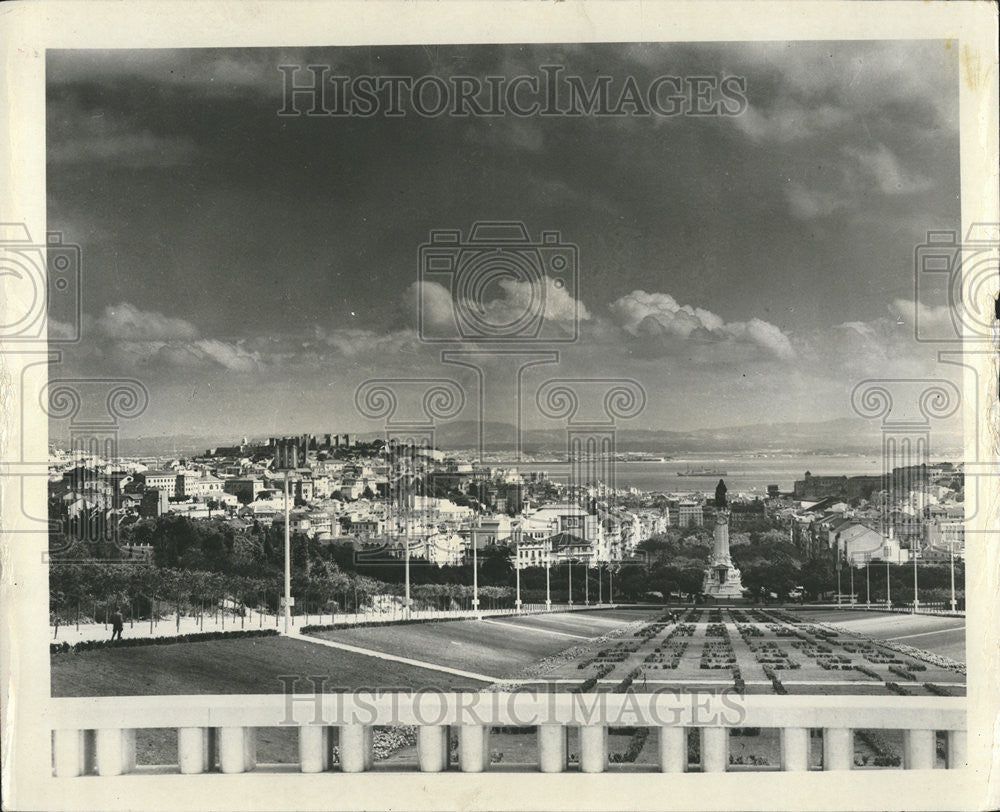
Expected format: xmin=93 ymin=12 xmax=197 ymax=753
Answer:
xmin=677 ymin=501 xmax=703 ymax=528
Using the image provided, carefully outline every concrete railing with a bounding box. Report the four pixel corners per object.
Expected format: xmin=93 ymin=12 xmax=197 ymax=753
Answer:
xmin=50 ymin=603 xmax=618 ymax=645
xmin=51 ymin=693 xmax=966 ymax=777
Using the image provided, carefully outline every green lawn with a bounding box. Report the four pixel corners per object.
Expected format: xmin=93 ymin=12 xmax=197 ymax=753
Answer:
xmin=306 ymin=610 xmax=656 ymax=679
xmin=51 ymin=635 xmax=484 ymax=698
xmin=489 ymin=608 xmax=657 ymax=637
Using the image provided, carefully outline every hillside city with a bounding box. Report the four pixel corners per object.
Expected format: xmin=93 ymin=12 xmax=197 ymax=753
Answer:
xmin=48 ymin=431 xmax=966 ymax=615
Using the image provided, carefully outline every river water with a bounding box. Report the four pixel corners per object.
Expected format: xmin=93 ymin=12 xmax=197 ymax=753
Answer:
xmin=508 ymin=453 xmax=951 ymax=495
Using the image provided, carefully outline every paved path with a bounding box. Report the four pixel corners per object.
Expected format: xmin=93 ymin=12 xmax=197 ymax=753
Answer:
xmin=287 ymin=629 xmax=500 ymax=683
xmin=887 ymin=626 xmax=965 ymax=641
xmin=480 ymin=618 xmax=593 ymax=640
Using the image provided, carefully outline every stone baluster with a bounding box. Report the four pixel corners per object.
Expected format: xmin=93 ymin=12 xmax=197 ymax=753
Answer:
xmin=95 ymin=728 xmax=136 ymax=776
xmin=53 ymin=729 xmax=88 ymax=778
xmin=417 ymin=725 xmax=450 ymax=772
xmin=700 ymin=727 xmax=728 ymax=773
xmin=339 ymin=724 xmax=373 ymax=773
xmin=780 ymin=727 xmax=810 ymax=771
xmin=658 ymin=727 xmax=687 ymax=773
xmin=458 ymin=725 xmax=490 ymax=772
xmin=579 ymin=725 xmax=607 ymax=773
xmin=218 ymin=727 xmax=256 ymax=774
xmin=299 ymin=726 xmax=334 ymax=773
xmin=822 ymin=728 xmax=853 ymax=771
xmin=178 ymin=727 xmax=214 ymax=774
xmin=903 ymin=729 xmax=936 ymax=770
xmin=538 ymin=725 xmax=568 ymax=773
xmin=947 ymin=729 xmax=967 ymax=768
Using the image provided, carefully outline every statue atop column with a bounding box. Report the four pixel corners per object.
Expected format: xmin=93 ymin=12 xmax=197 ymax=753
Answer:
xmin=715 ymin=479 xmax=727 ymax=508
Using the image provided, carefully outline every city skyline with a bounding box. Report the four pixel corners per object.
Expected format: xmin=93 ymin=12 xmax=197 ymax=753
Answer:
xmin=47 ymin=42 xmax=962 ymax=439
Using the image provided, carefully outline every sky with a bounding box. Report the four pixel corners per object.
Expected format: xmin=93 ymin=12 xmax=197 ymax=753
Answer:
xmin=46 ymin=42 xmax=962 ymax=442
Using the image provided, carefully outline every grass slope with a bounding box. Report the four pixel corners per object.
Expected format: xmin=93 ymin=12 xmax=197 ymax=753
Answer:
xmin=51 ymin=635 xmax=483 ymax=697
xmin=307 ymin=610 xmax=653 ymax=678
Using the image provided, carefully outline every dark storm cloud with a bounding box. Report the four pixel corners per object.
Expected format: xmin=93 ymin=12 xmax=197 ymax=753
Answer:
xmin=46 ymin=42 xmax=960 ymax=436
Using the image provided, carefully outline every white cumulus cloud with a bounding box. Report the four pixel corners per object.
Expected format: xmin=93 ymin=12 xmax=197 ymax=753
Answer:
xmin=90 ymin=303 xmax=263 ymax=371
xmin=404 ymin=278 xmax=589 ymax=338
xmin=608 ymin=289 xmax=795 ymax=360
xmin=96 ymin=303 xmax=200 ymax=341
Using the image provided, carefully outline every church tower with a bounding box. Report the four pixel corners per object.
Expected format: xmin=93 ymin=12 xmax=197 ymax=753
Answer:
xmin=701 ymin=479 xmax=745 ymax=600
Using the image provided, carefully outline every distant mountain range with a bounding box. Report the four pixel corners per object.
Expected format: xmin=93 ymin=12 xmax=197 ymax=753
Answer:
xmin=427 ymin=417 xmax=962 ymax=454
xmin=53 ymin=416 xmax=962 ymax=458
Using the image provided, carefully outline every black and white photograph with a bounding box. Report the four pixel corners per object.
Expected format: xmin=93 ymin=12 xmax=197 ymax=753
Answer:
xmin=1 ymin=2 xmax=998 ymax=810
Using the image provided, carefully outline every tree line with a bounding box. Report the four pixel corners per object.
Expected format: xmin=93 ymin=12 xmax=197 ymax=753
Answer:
xmin=49 ymin=513 xmax=965 ymax=622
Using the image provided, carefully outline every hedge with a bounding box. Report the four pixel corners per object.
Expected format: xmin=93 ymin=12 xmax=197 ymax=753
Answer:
xmin=50 ymin=628 xmax=278 ymax=655
xmin=300 ymin=614 xmax=497 ymax=634
xmin=613 ymin=667 xmax=643 ymax=693
xmin=577 ymin=664 xmax=614 ymax=692
xmin=608 ymin=728 xmax=650 ymax=763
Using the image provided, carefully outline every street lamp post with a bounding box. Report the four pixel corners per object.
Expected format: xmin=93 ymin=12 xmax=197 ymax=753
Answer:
xmin=836 ymin=558 xmax=842 ymax=609
xmin=472 ymin=536 xmax=481 ymax=620
xmin=912 ymin=542 xmax=919 ymax=614
xmin=865 ymin=554 xmax=871 ymax=608
xmin=404 ymin=533 xmax=411 ymax=620
xmin=585 ymin=562 xmax=589 ymax=605
xmin=609 ymin=566 xmax=614 ymax=606
xmin=568 ymin=557 xmax=573 ymax=606
xmin=515 ymin=546 xmax=522 ymax=612
xmin=949 ymin=543 xmax=957 ymax=613
xmin=598 ymin=563 xmax=603 ymax=605
xmin=885 ymin=558 xmax=891 ymax=608
xmin=283 ymin=470 xmax=291 ymax=634
xmin=849 ymin=561 xmax=855 ymax=606
xmin=545 ymin=549 xmax=552 ymax=612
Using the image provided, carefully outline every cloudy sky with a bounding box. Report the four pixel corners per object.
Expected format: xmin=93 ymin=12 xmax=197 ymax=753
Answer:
xmin=47 ymin=42 xmax=961 ymax=442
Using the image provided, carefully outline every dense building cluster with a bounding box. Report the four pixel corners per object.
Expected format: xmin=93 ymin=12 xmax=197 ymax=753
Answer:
xmin=785 ymin=462 xmax=964 ymax=566
xmin=48 ymin=434 xmax=964 ymax=584
xmin=49 ymin=435 xmax=670 ymax=568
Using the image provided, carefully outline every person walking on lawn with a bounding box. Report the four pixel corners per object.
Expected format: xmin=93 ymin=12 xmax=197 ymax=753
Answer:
xmin=110 ymin=607 xmax=124 ymax=641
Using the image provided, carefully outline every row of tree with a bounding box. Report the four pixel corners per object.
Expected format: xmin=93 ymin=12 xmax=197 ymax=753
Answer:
xmin=49 ymin=561 xmax=522 ymax=626
xmin=50 ymin=514 xmax=965 ymax=618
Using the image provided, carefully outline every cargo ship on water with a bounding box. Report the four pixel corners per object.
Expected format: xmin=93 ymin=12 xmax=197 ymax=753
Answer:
xmin=677 ymin=467 xmax=727 ymax=477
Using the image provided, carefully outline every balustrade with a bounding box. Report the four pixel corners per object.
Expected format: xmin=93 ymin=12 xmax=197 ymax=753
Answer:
xmin=50 ymin=693 xmax=965 ymax=777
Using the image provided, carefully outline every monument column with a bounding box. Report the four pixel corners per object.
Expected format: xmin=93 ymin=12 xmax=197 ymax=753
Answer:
xmin=714 ymin=510 xmax=730 ymax=561
xmin=701 ymin=480 xmax=744 ymax=600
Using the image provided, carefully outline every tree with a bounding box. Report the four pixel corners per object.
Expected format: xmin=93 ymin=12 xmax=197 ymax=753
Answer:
xmin=480 ymin=544 xmax=513 ymax=585
xmin=799 ymin=557 xmax=835 ymax=600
